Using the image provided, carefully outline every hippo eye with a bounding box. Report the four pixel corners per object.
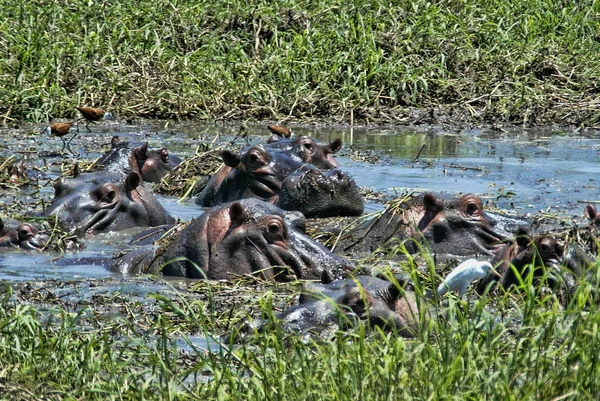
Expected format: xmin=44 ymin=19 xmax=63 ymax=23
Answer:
xmin=98 ymin=186 xmax=118 ymax=204
xmin=103 ymin=190 xmax=116 ymax=203
xmin=268 ymin=222 xmax=281 ymax=234
xmin=466 ymin=202 xmax=479 ymax=215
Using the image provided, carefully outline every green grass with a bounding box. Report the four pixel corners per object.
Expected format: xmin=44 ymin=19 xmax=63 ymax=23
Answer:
xmin=1 ymin=254 xmax=600 ymax=400
xmin=2 ymin=0 xmax=600 ymax=125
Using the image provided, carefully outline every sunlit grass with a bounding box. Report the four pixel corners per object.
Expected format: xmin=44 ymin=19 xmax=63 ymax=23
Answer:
xmin=1 ymin=248 xmax=600 ymax=399
xmin=2 ymin=0 xmax=600 ymax=124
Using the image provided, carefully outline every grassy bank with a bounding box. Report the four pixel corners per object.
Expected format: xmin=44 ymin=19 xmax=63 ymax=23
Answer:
xmin=1 ymin=259 xmax=600 ymax=400
xmin=2 ymin=0 xmax=600 ymax=126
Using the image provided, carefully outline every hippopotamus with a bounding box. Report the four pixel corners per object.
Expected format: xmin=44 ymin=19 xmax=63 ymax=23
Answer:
xmin=263 ymin=136 xmax=342 ymax=169
xmin=493 ymin=230 xmax=564 ymax=290
xmin=195 ymin=144 xmax=363 ymax=218
xmin=37 ymin=171 xmax=174 ymax=236
xmin=243 ymin=275 xmax=428 ymax=338
xmin=0 ymin=217 xmax=47 ymax=250
xmin=110 ymin=199 xmax=354 ymax=280
xmin=334 ymin=193 xmax=530 ymax=257
xmin=473 ymin=228 xmax=580 ymax=296
xmin=95 ymin=136 xmax=181 ymax=183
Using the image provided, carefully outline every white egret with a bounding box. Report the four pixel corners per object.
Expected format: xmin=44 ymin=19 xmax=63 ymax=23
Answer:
xmin=437 ymin=259 xmax=499 ymax=297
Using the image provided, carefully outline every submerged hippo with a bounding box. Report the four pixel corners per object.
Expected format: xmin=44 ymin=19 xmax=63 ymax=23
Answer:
xmin=334 ymin=193 xmax=530 ymax=257
xmin=0 ymin=217 xmax=47 ymax=250
xmin=195 ymin=144 xmax=363 ymax=218
xmin=243 ymin=275 xmax=428 ymax=338
xmin=38 ymin=171 xmax=174 ymax=236
xmin=110 ymin=199 xmax=354 ymax=280
xmin=263 ymin=136 xmax=342 ymax=169
xmin=493 ymin=230 xmax=564 ymax=290
xmin=95 ymin=136 xmax=181 ymax=183
xmin=475 ymin=228 xmax=587 ymax=297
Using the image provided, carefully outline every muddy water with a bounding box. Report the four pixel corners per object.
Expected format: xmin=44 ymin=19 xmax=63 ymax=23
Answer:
xmin=1 ymin=122 xmax=599 ymax=281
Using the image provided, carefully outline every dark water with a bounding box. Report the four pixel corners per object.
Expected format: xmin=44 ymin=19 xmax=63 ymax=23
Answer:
xmin=1 ymin=121 xmax=599 ymax=281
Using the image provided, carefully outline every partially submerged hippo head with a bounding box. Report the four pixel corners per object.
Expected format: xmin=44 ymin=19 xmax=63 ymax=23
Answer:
xmin=264 ymin=275 xmax=426 ymax=338
xmin=39 ymin=171 xmax=174 ymax=235
xmin=419 ymin=194 xmax=530 ymax=256
xmin=0 ymin=218 xmax=47 ymax=250
xmin=112 ymin=199 xmax=353 ymax=280
xmin=337 ymin=193 xmax=529 ymax=257
xmin=265 ymin=136 xmax=342 ymax=169
xmin=196 ymin=144 xmax=363 ymax=218
xmin=480 ymin=229 xmax=564 ymax=291
xmin=96 ymin=137 xmax=181 ymax=183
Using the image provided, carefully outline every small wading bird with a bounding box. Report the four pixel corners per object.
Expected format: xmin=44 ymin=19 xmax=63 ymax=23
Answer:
xmin=42 ymin=122 xmax=77 ymax=155
xmin=76 ymin=106 xmax=114 ymax=132
xmin=267 ymin=124 xmax=293 ymax=139
xmin=437 ymin=259 xmax=499 ymax=297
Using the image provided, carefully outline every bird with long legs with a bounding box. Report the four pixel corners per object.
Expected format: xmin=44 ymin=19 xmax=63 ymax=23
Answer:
xmin=42 ymin=122 xmax=78 ymax=156
xmin=76 ymin=106 xmax=114 ymax=132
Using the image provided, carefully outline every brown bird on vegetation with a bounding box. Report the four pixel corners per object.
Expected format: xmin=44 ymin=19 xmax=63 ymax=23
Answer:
xmin=267 ymin=125 xmax=293 ymax=139
xmin=76 ymin=106 xmax=114 ymax=132
xmin=42 ymin=122 xmax=77 ymax=155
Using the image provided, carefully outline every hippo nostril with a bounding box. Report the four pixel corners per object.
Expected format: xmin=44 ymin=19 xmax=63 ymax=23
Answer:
xmin=160 ymin=149 xmax=169 ymax=163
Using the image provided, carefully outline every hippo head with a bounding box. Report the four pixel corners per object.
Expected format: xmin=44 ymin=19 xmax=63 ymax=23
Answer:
xmin=128 ymin=199 xmax=353 ymax=280
xmin=276 ymin=275 xmax=424 ymax=337
xmin=491 ymin=229 xmax=564 ymax=290
xmin=96 ymin=137 xmax=181 ymax=183
xmin=132 ymin=143 xmax=181 ymax=183
xmin=289 ymin=136 xmax=342 ymax=169
xmin=39 ymin=171 xmax=174 ymax=235
xmin=265 ymin=136 xmax=342 ymax=169
xmin=196 ymin=144 xmax=363 ymax=218
xmin=278 ymin=168 xmax=364 ymax=218
xmin=0 ymin=218 xmax=47 ymax=250
xmin=419 ymin=193 xmax=530 ymax=256
xmin=336 ymin=192 xmax=528 ymax=256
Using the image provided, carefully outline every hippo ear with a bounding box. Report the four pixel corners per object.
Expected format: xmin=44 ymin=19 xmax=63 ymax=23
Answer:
xmin=137 ymin=143 xmax=149 ymax=159
xmin=229 ymin=202 xmax=249 ymax=225
xmin=324 ymin=138 xmax=343 ymax=154
xmin=72 ymin=162 xmax=80 ymax=178
xmin=125 ymin=171 xmax=141 ymax=191
xmin=515 ymin=227 xmax=531 ymax=247
xmin=111 ymin=136 xmax=120 ymax=148
xmin=585 ymin=204 xmax=597 ymax=221
xmin=423 ymin=193 xmax=443 ymax=214
xmin=222 ymin=150 xmax=242 ymax=167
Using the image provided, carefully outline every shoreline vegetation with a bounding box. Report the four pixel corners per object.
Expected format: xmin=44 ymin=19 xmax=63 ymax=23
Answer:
xmin=2 ymin=0 xmax=600 ymax=127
